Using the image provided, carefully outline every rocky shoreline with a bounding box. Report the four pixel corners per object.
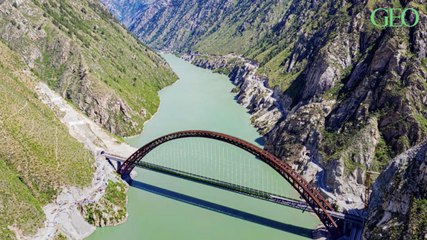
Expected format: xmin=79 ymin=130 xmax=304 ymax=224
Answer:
xmin=181 ymin=53 xmax=283 ymax=135
xmin=21 ymin=51 xmax=420 ymax=239
xmin=13 ymin=83 xmax=136 ymax=240
xmin=180 ymin=52 xmax=367 ymax=209
xmin=181 ymin=53 xmax=333 ymax=239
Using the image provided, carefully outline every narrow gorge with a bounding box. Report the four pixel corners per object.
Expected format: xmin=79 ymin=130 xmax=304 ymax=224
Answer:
xmin=101 ymin=0 xmax=427 ymax=238
xmin=1 ymin=0 xmax=426 ymax=239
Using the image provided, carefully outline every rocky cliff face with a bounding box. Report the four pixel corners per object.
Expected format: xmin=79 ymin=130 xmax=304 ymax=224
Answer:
xmin=0 ymin=0 xmax=176 ymax=137
xmin=263 ymin=2 xmax=427 ymax=209
xmin=364 ymin=140 xmax=427 ymax=239
xmin=104 ymin=0 xmax=427 ymax=235
xmin=182 ymin=53 xmax=283 ymax=134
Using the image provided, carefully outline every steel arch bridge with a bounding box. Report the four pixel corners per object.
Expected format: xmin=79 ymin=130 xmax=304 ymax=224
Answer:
xmin=117 ymin=130 xmax=341 ymax=237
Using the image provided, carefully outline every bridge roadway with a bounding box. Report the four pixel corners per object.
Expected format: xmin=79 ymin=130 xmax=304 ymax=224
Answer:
xmin=116 ymin=130 xmax=344 ymax=237
xmin=102 ymin=152 xmax=364 ymax=226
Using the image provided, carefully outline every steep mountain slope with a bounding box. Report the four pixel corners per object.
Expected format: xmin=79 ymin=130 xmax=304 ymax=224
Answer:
xmin=103 ymin=0 xmax=427 ymax=235
xmin=365 ymin=140 xmax=427 ymax=239
xmin=101 ymin=0 xmax=288 ymax=54
xmin=0 ymin=0 xmax=177 ymax=137
xmin=0 ymin=0 xmax=179 ymax=239
xmin=0 ymin=41 xmax=93 ymax=239
xmin=260 ymin=0 xmax=427 ymax=209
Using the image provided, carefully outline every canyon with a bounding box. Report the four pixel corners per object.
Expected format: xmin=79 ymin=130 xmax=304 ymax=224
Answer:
xmin=102 ymin=0 xmax=427 ymax=238
xmin=0 ymin=0 xmax=426 ymax=239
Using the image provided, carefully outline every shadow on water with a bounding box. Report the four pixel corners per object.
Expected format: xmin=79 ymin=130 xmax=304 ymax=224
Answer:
xmin=131 ymin=180 xmax=313 ymax=238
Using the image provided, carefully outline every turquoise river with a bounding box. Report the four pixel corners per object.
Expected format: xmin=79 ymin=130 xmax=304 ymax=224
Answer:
xmin=88 ymin=54 xmax=319 ymax=240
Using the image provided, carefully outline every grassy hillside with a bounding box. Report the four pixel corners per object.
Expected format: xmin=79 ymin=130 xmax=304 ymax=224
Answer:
xmin=0 ymin=41 xmax=94 ymax=239
xmin=0 ymin=0 xmax=177 ymax=136
xmin=105 ymin=0 xmax=287 ymax=55
xmin=0 ymin=0 xmax=180 ymax=238
xmin=111 ymin=0 xmax=427 ymax=160
xmin=193 ymin=1 xmax=289 ymax=55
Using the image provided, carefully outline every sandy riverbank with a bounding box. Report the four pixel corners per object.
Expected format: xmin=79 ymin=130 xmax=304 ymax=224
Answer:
xmin=12 ymin=83 xmax=136 ymax=240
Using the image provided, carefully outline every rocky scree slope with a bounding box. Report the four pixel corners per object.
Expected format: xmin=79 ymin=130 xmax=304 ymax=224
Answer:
xmin=103 ymin=0 xmax=427 ymax=234
xmin=0 ymin=0 xmax=177 ymax=137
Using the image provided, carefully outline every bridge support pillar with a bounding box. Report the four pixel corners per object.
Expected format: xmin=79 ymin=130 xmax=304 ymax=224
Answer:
xmin=121 ymin=173 xmax=133 ymax=184
xmin=338 ymin=222 xmax=363 ymax=240
xmin=343 ymin=222 xmax=347 ymax=236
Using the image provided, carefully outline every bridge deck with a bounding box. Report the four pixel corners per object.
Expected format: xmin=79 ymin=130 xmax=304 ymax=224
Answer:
xmin=103 ymin=152 xmax=364 ymax=225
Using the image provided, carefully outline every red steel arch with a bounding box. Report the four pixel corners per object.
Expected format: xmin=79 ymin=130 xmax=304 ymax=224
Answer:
xmin=118 ymin=130 xmax=340 ymax=237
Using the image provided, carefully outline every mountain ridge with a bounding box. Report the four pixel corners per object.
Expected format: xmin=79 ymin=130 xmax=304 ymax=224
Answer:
xmin=1 ymin=0 xmax=177 ymax=137
xmin=0 ymin=0 xmax=178 ymax=238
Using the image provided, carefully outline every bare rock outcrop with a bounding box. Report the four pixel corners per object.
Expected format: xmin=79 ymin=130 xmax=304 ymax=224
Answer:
xmin=364 ymin=140 xmax=427 ymax=239
xmin=103 ymin=0 xmax=427 ymax=236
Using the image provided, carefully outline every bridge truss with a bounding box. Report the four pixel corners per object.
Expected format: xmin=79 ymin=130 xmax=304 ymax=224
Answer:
xmin=117 ymin=130 xmax=341 ymax=237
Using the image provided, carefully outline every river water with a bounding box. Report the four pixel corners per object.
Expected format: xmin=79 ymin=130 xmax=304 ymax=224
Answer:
xmin=87 ymin=54 xmax=318 ymax=240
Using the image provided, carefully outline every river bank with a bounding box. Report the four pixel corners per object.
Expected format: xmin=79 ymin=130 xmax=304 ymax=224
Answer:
xmin=88 ymin=54 xmax=319 ymax=240
xmin=19 ymin=54 xmax=322 ymax=240
xmin=14 ymin=83 xmax=136 ymax=240
xmin=180 ymin=52 xmax=366 ymax=213
xmin=181 ymin=53 xmax=283 ymax=135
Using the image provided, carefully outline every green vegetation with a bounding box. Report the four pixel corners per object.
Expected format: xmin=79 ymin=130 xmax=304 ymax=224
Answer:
xmin=321 ymin=127 xmax=367 ymax=174
xmin=256 ymin=47 xmax=303 ymax=91
xmin=0 ymin=42 xmax=93 ymax=239
xmin=38 ymin=0 xmax=175 ymax=111
xmin=0 ymin=160 xmax=44 ymax=239
xmin=321 ymin=119 xmax=387 ymax=174
xmin=411 ymin=2 xmax=427 ymax=15
xmin=127 ymin=0 xmax=288 ymax=57
xmin=55 ymin=233 xmax=68 ymax=240
xmin=371 ymin=137 xmax=392 ymax=172
xmin=414 ymin=113 xmax=427 ymax=133
xmin=194 ymin=0 xmax=287 ymax=56
xmin=213 ymin=67 xmax=232 ymax=76
xmin=0 ymin=0 xmax=180 ymax=237
xmin=321 ymin=127 xmax=357 ymax=162
xmin=82 ymin=179 xmax=127 ymax=226
xmin=1 ymin=0 xmax=177 ymax=136
xmin=322 ymin=135 xmax=365 ymax=174
xmin=408 ymin=198 xmax=427 ymax=239
xmin=323 ymin=82 xmax=344 ymax=101
xmin=367 ymin=0 xmax=379 ymax=10
xmin=104 ymin=179 xmax=127 ymax=208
